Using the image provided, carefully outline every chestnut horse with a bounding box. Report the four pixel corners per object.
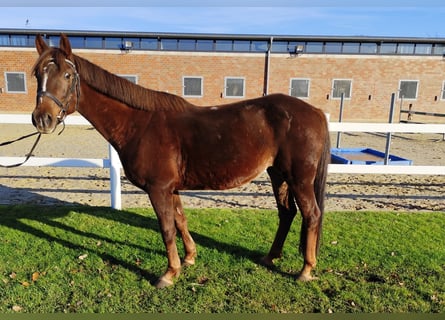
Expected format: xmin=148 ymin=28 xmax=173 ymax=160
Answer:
xmin=31 ymin=34 xmax=330 ymax=288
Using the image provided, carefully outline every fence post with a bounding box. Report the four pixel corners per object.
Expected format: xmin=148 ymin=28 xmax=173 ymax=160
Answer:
xmin=109 ymin=144 xmax=122 ymax=210
xmin=384 ymin=93 xmax=396 ymax=165
xmin=336 ymin=92 xmax=345 ymax=148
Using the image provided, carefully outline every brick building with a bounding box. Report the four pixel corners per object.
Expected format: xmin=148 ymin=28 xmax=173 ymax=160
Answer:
xmin=1 ymin=29 xmax=445 ymax=123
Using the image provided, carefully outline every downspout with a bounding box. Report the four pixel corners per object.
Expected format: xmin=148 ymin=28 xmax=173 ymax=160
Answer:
xmin=264 ymin=36 xmax=273 ymax=96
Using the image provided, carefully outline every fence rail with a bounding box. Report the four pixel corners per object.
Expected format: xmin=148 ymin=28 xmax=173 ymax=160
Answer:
xmin=1 ymin=114 xmax=444 ymax=209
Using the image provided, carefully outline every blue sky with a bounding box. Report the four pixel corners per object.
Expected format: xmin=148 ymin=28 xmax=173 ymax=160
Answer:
xmin=0 ymin=2 xmax=445 ymax=38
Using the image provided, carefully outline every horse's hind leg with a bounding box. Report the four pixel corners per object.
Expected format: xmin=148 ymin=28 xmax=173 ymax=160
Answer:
xmin=291 ymin=181 xmax=322 ymax=281
xmin=149 ymin=189 xmax=182 ymax=288
xmin=261 ymin=167 xmax=298 ymax=267
xmin=173 ymin=194 xmax=197 ymax=266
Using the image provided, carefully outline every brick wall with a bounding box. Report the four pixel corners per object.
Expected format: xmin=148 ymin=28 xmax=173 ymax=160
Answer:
xmin=1 ymin=47 xmax=445 ymax=123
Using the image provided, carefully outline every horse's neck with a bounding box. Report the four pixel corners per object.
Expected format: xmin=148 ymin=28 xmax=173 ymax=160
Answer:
xmin=77 ymin=82 xmax=145 ymax=151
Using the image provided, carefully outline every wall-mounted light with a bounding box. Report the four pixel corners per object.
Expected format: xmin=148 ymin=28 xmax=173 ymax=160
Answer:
xmin=295 ymin=45 xmax=304 ymax=54
xmin=121 ymin=41 xmax=133 ymax=52
xmin=289 ymin=44 xmax=304 ymax=57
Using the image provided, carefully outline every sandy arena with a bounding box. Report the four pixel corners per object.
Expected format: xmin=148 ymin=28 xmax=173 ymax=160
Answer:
xmin=0 ymin=122 xmax=444 ymax=211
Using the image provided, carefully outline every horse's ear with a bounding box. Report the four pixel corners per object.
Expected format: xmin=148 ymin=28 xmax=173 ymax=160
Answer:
xmin=59 ymin=34 xmax=73 ymax=58
xmin=35 ymin=34 xmax=49 ymax=55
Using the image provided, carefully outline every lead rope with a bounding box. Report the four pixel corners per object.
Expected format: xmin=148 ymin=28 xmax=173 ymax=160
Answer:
xmin=0 ymin=132 xmax=42 ymax=168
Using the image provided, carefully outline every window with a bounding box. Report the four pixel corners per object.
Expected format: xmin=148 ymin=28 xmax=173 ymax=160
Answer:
xmin=10 ymin=35 xmax=28 ymax=46
xmin=360 ymin=43 xmax=378 ymax=54
xmin=325 ymin=42 xmax=342 ymax=53
xmin=215 ymin=40 xmax=233 ymax=51
xmin=161 ymin=39 xmax=178 ymax=50
xmin=141 ymin=38 xmax=158 ymax=50
xmin=119 ymin=75 xmax=138 ymax=84
xmin=225 ymin=77 xmax=245 ymax=98
xmin=397 ymin=43 xmax=415 ymax=55
xmin=105 ymin=37 xmax=122 ymax=49
xmin=433 ymin=44 xmax=445 ymax=55
xmin=415 ymin=44 xmax=432 ymax=55
xmin=178 ymin=39 xmax=196 ymax=51
xmin=290 ymin=78 xmax=310 ymax=98
xmin=399 ymin=80 xmax=418 ymax=100
xmin=183 ymin=77 xmax=203 ymax=97
xmin=380 ymin=43 xmax=397 ymax=54
xmin=233 ymin=40 xmax=250 ymax=52
xmin=271 ymin=41 xmax=289 ymax=53
xmin=342 ymin=42 xmax=360 ymax=54
xmin=196 ymin=39 xmax=213 ymax=51
xmin=69 ymin=36 xmax=85 ymax=48
xmin=332 ymin=79 xmax=352 ymax=99
xmin=5 ymin=72 xmax=27 ymax=93
xmin=85 ymin=37 xmax=103 ymax=49
xmin=251 ymin=41 xmax=268 ymax=52
xmin=306 ymin=42 xmax=323 ymax=53
xmin=0 ymin=34 xmax=9 ymax=46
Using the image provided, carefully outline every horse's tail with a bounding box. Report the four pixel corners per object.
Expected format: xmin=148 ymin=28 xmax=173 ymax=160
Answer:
xmin=313 ymin=123 xmax=330 ymax=253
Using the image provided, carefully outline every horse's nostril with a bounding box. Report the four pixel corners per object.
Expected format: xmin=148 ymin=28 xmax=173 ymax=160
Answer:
xmin=44 ymin=113 xmax=52 ymax=127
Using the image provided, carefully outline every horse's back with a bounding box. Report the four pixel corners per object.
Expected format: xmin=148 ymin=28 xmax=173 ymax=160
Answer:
xmin=174 ymin=93 xmax=328 ymax=190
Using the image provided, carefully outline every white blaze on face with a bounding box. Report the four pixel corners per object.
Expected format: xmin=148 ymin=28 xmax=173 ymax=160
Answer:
xmin=41 ymin=72 xmax=48 ymax=93
xmin=39 ymin=61 xmax=55 ymax=104
xmin=41 ymin=60 xmax=55 ymax=92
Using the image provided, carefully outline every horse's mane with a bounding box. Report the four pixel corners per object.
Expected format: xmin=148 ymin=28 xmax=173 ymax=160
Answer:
xmin=34 ymin=48 xmax=193 ymax=112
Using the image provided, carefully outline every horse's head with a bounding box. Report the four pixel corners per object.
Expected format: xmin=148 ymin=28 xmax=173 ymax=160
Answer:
xmin=32 ymin=34 xmax=80 ymax=134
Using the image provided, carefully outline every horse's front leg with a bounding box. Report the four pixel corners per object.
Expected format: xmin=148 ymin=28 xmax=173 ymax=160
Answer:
xmin=149 ymin=189 xmax=182 ymax=288
xmin=173 ymin=194 xmax=197 ymax=267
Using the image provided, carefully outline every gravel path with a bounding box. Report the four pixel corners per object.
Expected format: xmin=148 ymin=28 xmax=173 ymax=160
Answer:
xmin=1 ymin=123 xmax=444 ymax=212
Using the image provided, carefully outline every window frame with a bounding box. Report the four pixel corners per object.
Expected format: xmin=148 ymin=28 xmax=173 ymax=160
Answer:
xmin=183 ymin=76 xmax=203 ymax=98
xmin=224 ymin=77 xmax=245 ymax=98
xmin=4 ymin=72 xmax=27 ymax=93
xmin=414 ymin=43 xmax=433 ymax=55
xmin=332 ymin=79 xmax=352 ymax=100
xmin=398 ymin=80 xmax=419 ymax=100
xmin=342 ymin=42 xmax=360 ymax=54
xmin=84 ymin=37 xmax=103 ymax=49
xmin=397 ymin=43 xmax=415 ymax=55
xmin=360 ymin=42 xmax=378 ymax=54
xmin=380 ymin=43 xmax=397 ymax=54
xmin=289 ymin=78 xmax=310 ymax=99
xmin=325 ymin=42 xmax=342 ymax=54
xmin=305 ymin=42 xmax=324 ymax=53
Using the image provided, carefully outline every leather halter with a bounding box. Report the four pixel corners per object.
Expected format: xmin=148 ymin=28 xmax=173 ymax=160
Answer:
xmin=37 ymin=58 xmax=80 ymax=122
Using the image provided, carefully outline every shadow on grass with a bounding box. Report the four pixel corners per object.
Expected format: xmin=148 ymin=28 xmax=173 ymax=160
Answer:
xmin=0 ymin=184 xmax=269 ymax=286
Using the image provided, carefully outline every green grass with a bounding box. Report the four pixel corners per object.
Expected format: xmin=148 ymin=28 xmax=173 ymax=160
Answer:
xmin=0 ymin=205 xmax=444 ymax=313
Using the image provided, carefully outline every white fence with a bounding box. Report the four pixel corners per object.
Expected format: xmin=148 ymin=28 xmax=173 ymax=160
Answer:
xmin=1 ymin=114 xmax=444 ymax=210
xmin=1 ymin=114 xmax=123 ymax=210
xmin=328 ymin=122 xmax=445 ymax=175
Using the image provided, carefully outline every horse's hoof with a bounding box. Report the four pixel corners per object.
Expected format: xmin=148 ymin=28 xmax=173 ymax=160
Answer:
xmin=259 ymin=256 xmax=275 ymax=268
xmin=297 ymin=274 xmax=318 ymax=282
xmin=155 ymin=277 xmax=174 ymax=289
xmin=182 ymin=259 xmax=195 ymax=267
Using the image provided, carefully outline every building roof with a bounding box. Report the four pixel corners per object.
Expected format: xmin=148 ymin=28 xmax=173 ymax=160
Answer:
xmin=2 ymin=28 xmax=445 ymax=56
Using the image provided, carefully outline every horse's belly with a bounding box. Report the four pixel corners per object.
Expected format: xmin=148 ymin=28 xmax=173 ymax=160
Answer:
xmin=183 ymin=153 xmax=273 ymax=190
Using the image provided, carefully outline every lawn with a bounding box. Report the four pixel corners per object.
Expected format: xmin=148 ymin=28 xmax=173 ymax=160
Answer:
xmin=0 ymin=205 xmax=443 ymax=313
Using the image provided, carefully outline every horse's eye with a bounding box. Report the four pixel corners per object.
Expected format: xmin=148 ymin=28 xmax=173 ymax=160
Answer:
xmin=64 ymin=72 xmax=71 ymax=80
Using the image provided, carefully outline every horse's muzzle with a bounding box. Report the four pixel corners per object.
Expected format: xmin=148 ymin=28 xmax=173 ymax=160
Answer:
xmin=32 ymin=110 xmax=57 ymax=134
